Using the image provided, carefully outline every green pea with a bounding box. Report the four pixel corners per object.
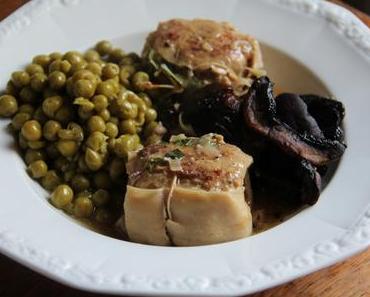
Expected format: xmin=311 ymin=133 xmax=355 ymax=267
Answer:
xmin=73 ymin=97 xmax=95 ymax=112
xmin=86 ymin=131 xmax=107 ymax=152
xmin=32 ymin=55 xmax=51 ymax=69
xmin=18 ymin=104 xmax=35 ymax=115
xmin=145 ymin=108 xmax=157 ymax=122
xmin=72 ymin=69 xmax=97 ymax=84
xmin=63 ymin=51 xmax=83 ymax=65
xmin=102 ymin=63 xmax=119 ymax=79
xmin=24 ymin=149 xmax=46 ymax=165
xmin=127 ymin=93 xmax=147 ymax=111
xmin=69 ymin=60 xmax=88 ymax=74
xmin=49 ymin=52 xmax=63 ymax=61
xmin=48 ymin=71 xmax=66 ymax=90
xmin=27 ymin=140 xmax=46 ymax=150
xmin=119 ymin=65 xmax=136 ymax=86
xmin=109 ymin=48 xmax=125 ymax=63
xmin=96 ymin=81 xmax=116 ymax=98
xmin=95 ymin=208 xmax=114 ymax=224
xmin=43 ymin=120 xmax=61 ymax=141
xmin=0 ymin=95 xmax=18 ymax=117
xmin=93 ymin=171 xmax=112 ymax=189
xmin=138 ymin=92 xmax=152 ymax=107
xmin=87 ymin=115 xmax=106 ymax=133
xmin=41 ymin=170 xmax=61 ymax=191
xmin=86 ymin=62 xmax=102 ymax=76
xmin=58 ymin=122 xmax=84 ymax=141
xmin=19 ymin=86 xmax=37 ymax=103
xmin=85 ymin=148 xmax=104 ymax=171
xmin=73 ymin=196 xmax=94 ymax=218
xmin=73 ymin=79 xmax=96 ymax=98
xmin=25 ymin=64 xmax=44 ymax=76
xmin=55 ymin=105 xmax=74 ymax=124
xmin=56 ymin=139 xmax=78 ymax=157
xmin=21 ymin=120 xmax=42 ymax=141
xmin=120 ymin=54 xmax=139 ymax=66
xmin=95 ymin=40 xmax=113 ymax=56
xmin=12 ymin=112 xmax=31 ymax=130
xmin=92 ymin=189 xmax=110 ymax=207
xmin=119 ymin=119 xmax=137 ymax=134
xmin=114 ymin=134 xmax=140 ymax=158
xmin=131 ymin=71 xmax=150 ymax=91
xmin=42 ymin=96 xmax=63 ymax=118
xmin=28 ymin=160 xmax=48 ymax=179
xmin=49 ymin=60 xmax=72 ymax=74
xmin=120 ymin=101 xmax=138 ymax=119
xmin=84 ymin=49 xmax=101 ymax=62
xmin=5 ymin=81 xmax=18 ymax=96
xmin=98 ymin=109 xmax=110 ymax=121
xmin=30 ymin=73 xmax=48 ymax=92
xmin=71 ymin=174 xmax=90 ymax=192
xmin=105 ymin=122 xmax=118 ymax=138
xmin=92 ymin=94 xmax=108 ymax=112
xmin=11 ymin=71 xmax=30 ymax=88
xmin=77 ymin=106 xmax=94 ymax=120
xmin=108 ymin=116 xmax=119 ymax=125
xmin=106 ymin=78 xmax=120 ymax=91
xmin=51 ymin=184 xmax=74 ymax=209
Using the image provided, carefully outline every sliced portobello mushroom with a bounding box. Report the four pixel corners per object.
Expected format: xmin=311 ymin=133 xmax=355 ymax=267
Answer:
xmin=242 ymin=76 xmax=346 ymax=166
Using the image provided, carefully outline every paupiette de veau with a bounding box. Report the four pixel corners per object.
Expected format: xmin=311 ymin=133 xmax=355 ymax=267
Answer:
xmin=123 ymin=134 xmax=253 ymax=246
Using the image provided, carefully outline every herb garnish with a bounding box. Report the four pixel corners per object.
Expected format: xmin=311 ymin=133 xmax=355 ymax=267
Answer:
xmin=164 ymin=149 xmax=184 ymax=160
xmin=145 ymin=149 xmax=184 ymax=172
xmin=146 ymin=157 xmax=167 ymax=172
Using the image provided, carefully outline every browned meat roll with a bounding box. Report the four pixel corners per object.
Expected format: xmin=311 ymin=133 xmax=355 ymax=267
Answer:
xmin=142 ymin=19 xmax=264 ymax=95
xmin=123 ymin=134 xmax=253 ymax=246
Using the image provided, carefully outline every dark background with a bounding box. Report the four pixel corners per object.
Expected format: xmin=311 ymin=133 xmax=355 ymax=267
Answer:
xmin=346 ymin=0 xmax=370 ymax=13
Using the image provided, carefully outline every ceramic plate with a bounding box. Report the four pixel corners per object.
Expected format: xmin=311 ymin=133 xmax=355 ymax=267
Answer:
xmin=0 ymin=0 xmax=369 ymax=296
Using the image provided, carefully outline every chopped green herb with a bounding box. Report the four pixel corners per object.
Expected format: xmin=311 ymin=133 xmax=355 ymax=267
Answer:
xmin=146 ymin=157 xmax=167 ymax=172
xmin=164 ymin=149 xmax=184 ymax=160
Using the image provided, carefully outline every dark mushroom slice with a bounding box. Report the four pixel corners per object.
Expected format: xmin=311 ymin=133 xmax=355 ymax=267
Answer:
xmin=242 ymin=76 xmax=346 ymax=166
xmin=250 ymin=144 xmax=321 ymax=206
xmin=299 ymin=94 xmax=345 ymax=142
xmin=180 ymin=84 xmax=244 ymax=145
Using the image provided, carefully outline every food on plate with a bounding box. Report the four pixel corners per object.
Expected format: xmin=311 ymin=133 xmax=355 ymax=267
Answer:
xmin=0 ymin=40 xmax=166 ymax=230
xmin=169 ymin=76 xmax=345 ymax=208
xmin=0 ymin=19 xmax=347 ymax=245
xmin=123 ymin=134 xmax=253 ymax=246
xmin=142 ymin=19 xmax=264 ymax=96
xmin=243 ymin=77 xmax=346 ymax=167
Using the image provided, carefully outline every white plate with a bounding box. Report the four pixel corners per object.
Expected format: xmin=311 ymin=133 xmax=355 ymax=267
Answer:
xmin=0 ymin=0 xmax=369 ymax=296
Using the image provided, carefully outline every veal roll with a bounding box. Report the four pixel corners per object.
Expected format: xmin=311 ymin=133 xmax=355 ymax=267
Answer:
xmin=123 ymin=134 xmax=253 ymax=246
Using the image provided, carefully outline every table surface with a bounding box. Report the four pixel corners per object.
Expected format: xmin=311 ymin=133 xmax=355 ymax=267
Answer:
xmin=0 ymin=1 xmax=369 ymax=296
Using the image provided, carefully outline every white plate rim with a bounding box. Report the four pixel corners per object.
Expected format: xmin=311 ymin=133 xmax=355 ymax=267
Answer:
xmin=0 ymin=0 xmax=369 ymax=296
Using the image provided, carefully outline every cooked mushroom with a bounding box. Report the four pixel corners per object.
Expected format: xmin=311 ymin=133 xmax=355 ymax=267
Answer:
xmin=123 ymin=134 xmax=254 ymax=246
xmin=180 ymin=84 xmax=244 ymax=145
xmin=242 ymin=76 xmax=346 ymax=166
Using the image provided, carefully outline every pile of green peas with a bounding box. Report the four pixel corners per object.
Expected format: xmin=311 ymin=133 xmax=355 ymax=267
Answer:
xmin=0 ymin=40 xmax=166 ymax=227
